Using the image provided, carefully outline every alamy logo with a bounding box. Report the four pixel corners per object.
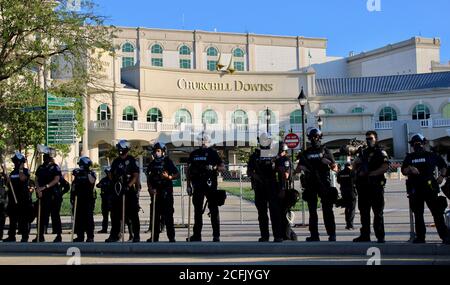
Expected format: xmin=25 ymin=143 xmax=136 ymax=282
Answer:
xmin=66 ymin=247 xmax=81 ymax=265
xmin=366 ymin=247 xmax=381 ymax=265
xmin=66 ymin=0 xmax=81 ymax=11
xmin=367 ymin=0 xmax=382 ymax=12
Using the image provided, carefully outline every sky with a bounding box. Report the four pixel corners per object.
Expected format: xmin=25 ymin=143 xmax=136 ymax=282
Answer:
xmin=92 ymin=0 xmax=450 ymax=62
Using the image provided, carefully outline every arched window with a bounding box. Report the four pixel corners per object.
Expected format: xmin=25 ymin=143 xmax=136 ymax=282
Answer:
xmin=175 ymin=109 xmax=192 ymax=124
xmin=379 ymin=107 xmax=398 ymax=121
xmin=351 ymin=107 xmax=364 ymax=114
xmin=259 ymin=109 xmax=276 ymax=124
xmin=232 ymin=110 xmax=248 ymax=125
xmin=122 ymin=43 xmax=134 ymax=53
xmin=443 ymin=103 xmax=450 ymax=119
xmin=323 ymin=108 xmax=334 ymax=114
xmin=202 ymin=109 xmax=218 ymax=124
xmin=206 ymin=47 xmax=219 ymax=71
xmin=233 ymin=48 xmax=244 ymax=57
xmin=122 ymin=106 xmax=138 ymax=121
xmin=151 ymin=44 xmax=163 ymax=67
xmin=412 ymin=104 xmax=430 ymax=120
xmin=179 ymin=45 xmax=191 ymax=55
xmin=290 ymin=110 xmax=303 ymax=124
xmin=207 ymin=47 xmax=218 ymax=56
xmin=179 ymin=45 xmax=191 ymax=68
xmin=147 ymin=108 xmax=162 ymax=122
xmin=151 ymin=44 xmax=163 ymax=54
xmin=97 ymin=104 xmax=111 ymax=121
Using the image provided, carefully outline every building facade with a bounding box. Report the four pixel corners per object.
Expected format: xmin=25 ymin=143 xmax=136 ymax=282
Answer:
xmin=78 ymin=27 xmax=450 ymax=168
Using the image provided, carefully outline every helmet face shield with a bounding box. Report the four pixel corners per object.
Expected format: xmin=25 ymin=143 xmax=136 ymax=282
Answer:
xmin=258 ymin=132 xmax=272 ymax=149
xmin=409 ymin=133 xmax=426 ymax=146
xmin=307 ymin=128 xmax=322 ymax=141
xmin=116 ymin=140 xmax=130 ymax=155
xmin=78 ymin=156 xmax=92 ymax=168
xmin=12 ymin=151 xmax=26 ymax=165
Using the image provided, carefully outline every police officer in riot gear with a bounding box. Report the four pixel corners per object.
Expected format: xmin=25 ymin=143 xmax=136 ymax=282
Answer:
xmin=106 ymin=140 xmax=141 ymax=243
xmin=145 ymin=142 xmax=179 ymax=242
xmin=97 ymin=167 xmax=113 ymax=234
xmin=3 ymin=152 xmax=32 ymax=242
xmin=296 ymin=127 xmax=338 ymax=242
xmin=247 ymin=132 xmax=284 ymax=242
xmin=402 ymin=134 xmax=450 ymax=244
xmin=353 ymin=131 xmax=389 ymax=243
xmin=276 ymin=142 xmax=297 ymax=241
xmin=187 ymin=133 xmax=225 ymax=242
xmin=71 ymin=157 xmax=97 ymax=242
xmin=337 ymin=162 xmax=357 ymax=230
xmin=0 ymin=166 xmax=8 ymax=241
xmin=34 ymin=147 xmax=62 ymax=242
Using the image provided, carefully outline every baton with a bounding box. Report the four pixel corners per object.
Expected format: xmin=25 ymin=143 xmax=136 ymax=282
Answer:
xmin=71 ymin=196 xmax=78 ymax=242
xmin=151 ymin=192 xmax=157 ymax=242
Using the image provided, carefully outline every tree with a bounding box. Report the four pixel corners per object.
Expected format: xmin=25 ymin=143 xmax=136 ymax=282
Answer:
xmin=0 ymin=0 xmax=115 ymax=85
xmin=0 ymin=0 xmax=116 ymax=161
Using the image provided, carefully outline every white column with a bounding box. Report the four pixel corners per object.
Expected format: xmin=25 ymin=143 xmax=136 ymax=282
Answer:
xmin=82 ymin=94 xmax=89 ymax=156
xmin=89 ymin=145 xmax=99 ymax=165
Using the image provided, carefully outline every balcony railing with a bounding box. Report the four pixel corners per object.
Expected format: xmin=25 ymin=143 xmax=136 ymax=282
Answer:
xmin=90 ymin=120 xmax=112 ymax=130
xmin=92 ymin=118 xmax=450 ymax=133
xmin=374 ymin=118 xmax=450 ymax=130
xmin=374 ymin=121 xmax=393 ymax=130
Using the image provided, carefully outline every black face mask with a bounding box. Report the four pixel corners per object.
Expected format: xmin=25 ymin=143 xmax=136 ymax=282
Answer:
xmin=366 ymin=139 xmax=376 ymax=148
xmin=311 ymin=139 xmax=321 ymax=148
xmin=413 ymin=143 xmax=424 ymax=152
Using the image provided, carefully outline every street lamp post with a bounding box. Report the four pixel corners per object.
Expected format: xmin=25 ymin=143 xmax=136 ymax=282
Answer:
xmin=297 ymin=87 xmax=308 ymax=150
xmin=317 ymin=116 xmax=323 ymax=131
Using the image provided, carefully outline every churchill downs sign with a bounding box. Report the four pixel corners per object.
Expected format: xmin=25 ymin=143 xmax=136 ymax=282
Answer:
xmin=177 ymin=78 xmax=274 ymax=92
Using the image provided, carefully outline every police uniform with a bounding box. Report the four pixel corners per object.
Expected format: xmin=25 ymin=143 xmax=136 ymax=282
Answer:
xmin=35 ymin=161 xmax=62 ymax=241
xmin=337 ymin=165 xmax=357 ymax=229
xmin=188 ymin=147 xmax=223 ymax=241
xmin=275 ymin=154 xmax=297 ymax=241
xmin=5 ymin=168 xmax=32 ymax=242
xmin=247 ymin=149 xmax=283 ymax=242
xmin=108 ymin=155 xmax=140 ymax=242
xmin=145 ymin=156 xmax=178 ymax=242
xmin=97 ymin=175 xmax=113 ymax=233
xmin=354 ymin=145 xmax=389 ymax=242
xmin=298 ymin=145 xmax=336 ymax=240
xmin=402 ymin=151 xmax=449 ymax=243
xmin=0 ymin=172 xmax=7 ymax=240
xmin=72 ymin=168 xmax=97 ymax=241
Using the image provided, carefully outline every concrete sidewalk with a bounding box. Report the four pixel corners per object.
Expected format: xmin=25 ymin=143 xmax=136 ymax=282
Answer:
xmin=1 ymin=178 xmax=448 ymax=256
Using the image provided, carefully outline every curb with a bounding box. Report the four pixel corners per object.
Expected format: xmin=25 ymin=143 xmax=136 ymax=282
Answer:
xmin=1 ymin=242 xmax=450 ymax=256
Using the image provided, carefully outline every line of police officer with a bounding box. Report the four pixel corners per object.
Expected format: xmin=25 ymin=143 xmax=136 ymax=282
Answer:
xmin=0 ymin=130 xmax=449 ymax=244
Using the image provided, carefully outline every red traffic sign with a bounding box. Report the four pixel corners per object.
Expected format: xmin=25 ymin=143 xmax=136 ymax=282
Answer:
xmin=284 ymin=133 xmax=300 ymax=149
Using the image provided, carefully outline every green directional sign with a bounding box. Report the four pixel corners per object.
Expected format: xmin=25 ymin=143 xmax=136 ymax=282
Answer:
xmin=47 ymin=95 xmax=76 ymax=107
xmin=48 ymin=110 xmax=75 ymax=115
xmin=48 ymin=118 xmax=75 ymax=122
xmin=48 ymin=139 xmax=76 ymax=145
xmin=45 ymin=94 xmax=77 ymax=145
xmin=48 ymin=131 xmax=75 ymax=135
xmin=48 ymin=102 xmax=74 ymax=107
xmin=22 ymin=106 xmax=46 ymax=112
